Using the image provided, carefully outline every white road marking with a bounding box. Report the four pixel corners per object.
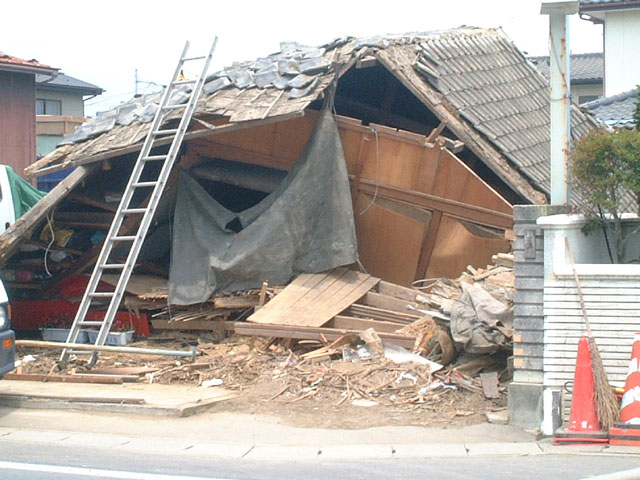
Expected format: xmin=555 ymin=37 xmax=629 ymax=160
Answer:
xmin=0 ymin=460 xmax=233 ymax=480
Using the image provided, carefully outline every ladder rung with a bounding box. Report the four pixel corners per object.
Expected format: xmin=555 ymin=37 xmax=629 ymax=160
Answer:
xmin=153 ymin=129 xmax=178 ymax=136
xmin=132 ymin=181 xmax=158 ymax=188
xmin=111 ymin=235 xmax=136 ymax=242
xmin=182 ymin=55 xmax=206 ymax=62
xmin=171 ymin=79 xmax=196 ymax=86
xmin=78 ymin=321 xmax=104 ymax=327
xmin=142 ymin=155 xmax=167 ymax=161
xmin=100 ymin=263 xmax=126 ymax=269
xmin=122 ymin=208 xmax=147 ymax=214
xmin=161 ymin=104 xmax=187 ymax=111
xmin=89 ymin=292 xmax=115 ymax=298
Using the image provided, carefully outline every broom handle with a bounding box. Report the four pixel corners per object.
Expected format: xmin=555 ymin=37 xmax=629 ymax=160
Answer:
xmin=564 ymin=237 xmax=594 ymax=338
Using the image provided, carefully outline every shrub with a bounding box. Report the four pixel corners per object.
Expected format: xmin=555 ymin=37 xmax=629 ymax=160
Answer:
xmin=571 ymin=128 xmax=640 ymax=262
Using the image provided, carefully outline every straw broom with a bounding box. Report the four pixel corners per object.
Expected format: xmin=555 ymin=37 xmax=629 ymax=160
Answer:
xmin=564 ymin=237 xmax=619 ymax=429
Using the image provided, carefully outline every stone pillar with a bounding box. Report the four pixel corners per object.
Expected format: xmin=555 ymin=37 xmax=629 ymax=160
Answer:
xmin=508 ymin=204 xmax=569 ymax=430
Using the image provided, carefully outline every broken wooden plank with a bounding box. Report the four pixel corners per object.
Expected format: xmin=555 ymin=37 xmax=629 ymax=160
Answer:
xmin=151 ymin=319 xmax=236 ymax=331
xmin=346 ymin=304 xmax=421 ymax=324
xmin=0 ymin=164 xmax=97 ymax=269
xmin=329 ymin=315 xmax=402 ymax=334
xmin=376 ymin=281 xmax=419 ymax=302
xmin=361 ymin=291 xmax=417 ymax=313
xmin=3 ymin=373 xmax=124 ymax=384
xmin=234 ymin=322 xmax=416 ymax=349
xmin=480 ymin=371 xmax=500 ymax=399
xmin=248 ymin=268 xmax=379 ymax=327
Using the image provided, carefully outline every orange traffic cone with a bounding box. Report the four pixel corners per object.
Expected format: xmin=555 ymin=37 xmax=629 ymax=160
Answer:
xmin=554 ymin=336 xmax=609 ymax=445
xmin=610 ymin=332 xmax=640 ymax=446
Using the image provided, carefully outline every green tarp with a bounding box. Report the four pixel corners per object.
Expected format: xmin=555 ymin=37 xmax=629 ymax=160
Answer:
xmin=5 ymin=165 xmax=45 ymax=218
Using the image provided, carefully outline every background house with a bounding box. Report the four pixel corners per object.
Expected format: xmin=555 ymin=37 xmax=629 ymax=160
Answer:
xmin=0 ymin=53 xmax=57 ymax=178
xmin=580 ymin=0 xmax=640 ymax=97
xmin=582 ymin=87 xmax=638 ymax=129
xmin=529 ymin=52 xmax=603 ymax=104
xmin=35 ymin=73 xmax=103 ymax=191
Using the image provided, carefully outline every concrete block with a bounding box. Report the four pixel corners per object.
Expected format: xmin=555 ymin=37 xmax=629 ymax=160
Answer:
xmin=515 ymin=262 xmax=544 ymax=277
xmin=3 ymin=429 xmax=71 ymax=444
xmin=513 ymin=370 xmax=544 ymax=383
xmin=514 ymin=205 xmax=569 ymax=222
xmin=392 ymin=443 xmax=468 ymax=458
xmin=513 ymin=343 xmax=544 ymax=357
xmin=515 ymin=290 xmax=543 ymax=305
xmin=515 ymin=277 xmax=543 ymax=290
xmin=514 ymin=317 xmax=543 ymax=330
xmin=514 ymin=304 xmax=544 ymax=317
xmin=244 ymin=445 xmax=320 ymax=461
xmin=508 ymin=382 xmax=543 ymax=430
xmin=60 ymin=432 xmax=132 ymax=449
xmin=465 ymin=442 xmax=541 ymax=456
xmin=117 ymin=437 xmax=194 ymax=453
xmin=319 ymin=444 xmax=393 ymax=460
xmin=513 ymin=330 xmax=544 ymax=343
xmin=185 ymin=443 xmax=253 ymax=458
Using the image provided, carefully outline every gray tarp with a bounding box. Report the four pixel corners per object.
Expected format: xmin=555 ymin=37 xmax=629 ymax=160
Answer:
xmin=168 ymin=109 xmax=358 ymax=305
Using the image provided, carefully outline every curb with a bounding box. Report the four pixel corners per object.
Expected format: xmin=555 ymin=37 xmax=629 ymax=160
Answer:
xmin=2 ymin=427 xmax=639 ymax=460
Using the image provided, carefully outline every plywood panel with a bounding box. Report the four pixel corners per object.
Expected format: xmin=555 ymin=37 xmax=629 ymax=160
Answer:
xmin=425 ymin=215 xmax=510 ymax=279
xmin=355 ymin=194 xmax=426 ymax=286
xmin=248 ymin=267 xmax=379 ymax=327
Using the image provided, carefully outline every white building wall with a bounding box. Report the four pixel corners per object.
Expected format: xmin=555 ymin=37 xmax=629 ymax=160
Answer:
xmin=604 ymin=9 xmax=640 ymax=96
xmin=35 ymin=90 xmax=85 ymax=117
xmin=538 ymin=214 xmax=640 ymax=423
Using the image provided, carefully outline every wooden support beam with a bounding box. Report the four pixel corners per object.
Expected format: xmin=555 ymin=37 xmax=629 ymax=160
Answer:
xmin=352 ymin=178 xmax=513 ymax=229
xmin=0 ymin=165 xmax=97 ymax=269
xmin=234 ymin=322 xmax=416 ymax=349
xmin=67 ymin=193 xmax=117 ymax=213
xmin=28 ymin=111 xmax=306 ymax=179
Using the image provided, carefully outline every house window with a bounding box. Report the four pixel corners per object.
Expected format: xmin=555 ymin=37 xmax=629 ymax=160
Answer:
xmin=36 ymin=99 xmax=62 ymax=115
xmin=578 ymin=95 xmax=599 ymax=105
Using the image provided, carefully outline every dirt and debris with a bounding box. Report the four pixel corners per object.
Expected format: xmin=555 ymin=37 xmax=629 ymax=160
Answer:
xmin=12 ymin=257 xmax=514 ymax=429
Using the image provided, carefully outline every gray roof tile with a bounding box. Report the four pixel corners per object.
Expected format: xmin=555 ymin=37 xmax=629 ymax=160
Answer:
xmin=582 ymin=88 xmax=638 ymax=129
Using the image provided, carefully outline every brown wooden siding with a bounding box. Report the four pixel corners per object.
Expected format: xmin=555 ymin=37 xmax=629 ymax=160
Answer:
xmin=0 ymin=71 xmax=36 ymax=177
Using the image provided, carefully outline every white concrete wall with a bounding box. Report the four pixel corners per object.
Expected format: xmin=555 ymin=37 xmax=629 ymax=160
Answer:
xmin=538 ymin=214 xmax=640 ymax=427
xmin=604 ymin=9 xmax=640 ymax=96
xmin=35 ymin=90 xmax=85 ymax=117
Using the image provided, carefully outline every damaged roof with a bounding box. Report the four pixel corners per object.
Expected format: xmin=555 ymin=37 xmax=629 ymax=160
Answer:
xmin=582 ymin=88 xmax=638 ymax=129
xmin=27 ymin=27 xmax=599 ymax=204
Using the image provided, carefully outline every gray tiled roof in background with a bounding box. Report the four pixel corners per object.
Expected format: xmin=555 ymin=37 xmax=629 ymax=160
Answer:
xmin=582 ymin=88 xmax=638 ymax=129
xmin=528 ymin=52 xmax=603 ymax=84
xmin=36 ymin=73 xmax=103 ymax=96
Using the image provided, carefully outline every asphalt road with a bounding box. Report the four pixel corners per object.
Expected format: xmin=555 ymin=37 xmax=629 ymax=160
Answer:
xmin=1 ymin=439 xmax=640 ymax=480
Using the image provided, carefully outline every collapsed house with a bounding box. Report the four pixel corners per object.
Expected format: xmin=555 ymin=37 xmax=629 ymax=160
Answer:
xmin=0 ymin=28 xmax=597 ymax=326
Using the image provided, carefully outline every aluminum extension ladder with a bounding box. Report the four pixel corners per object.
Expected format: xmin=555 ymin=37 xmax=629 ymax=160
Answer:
xmin=60 ymin=38 xmax=217 ymax=366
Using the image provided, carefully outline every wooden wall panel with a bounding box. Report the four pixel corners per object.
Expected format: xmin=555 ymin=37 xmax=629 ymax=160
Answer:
xmin=354 ymin=194 xmax=426 ymax=286
xmin=425 ymin=215 xmax=511 ymax=279
xmin=0 ymin=71 xmax=36 ymax=178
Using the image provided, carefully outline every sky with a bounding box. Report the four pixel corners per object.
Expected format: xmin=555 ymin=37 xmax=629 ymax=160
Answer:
xmin=2 ymin=0 xmax=603 ymax=117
